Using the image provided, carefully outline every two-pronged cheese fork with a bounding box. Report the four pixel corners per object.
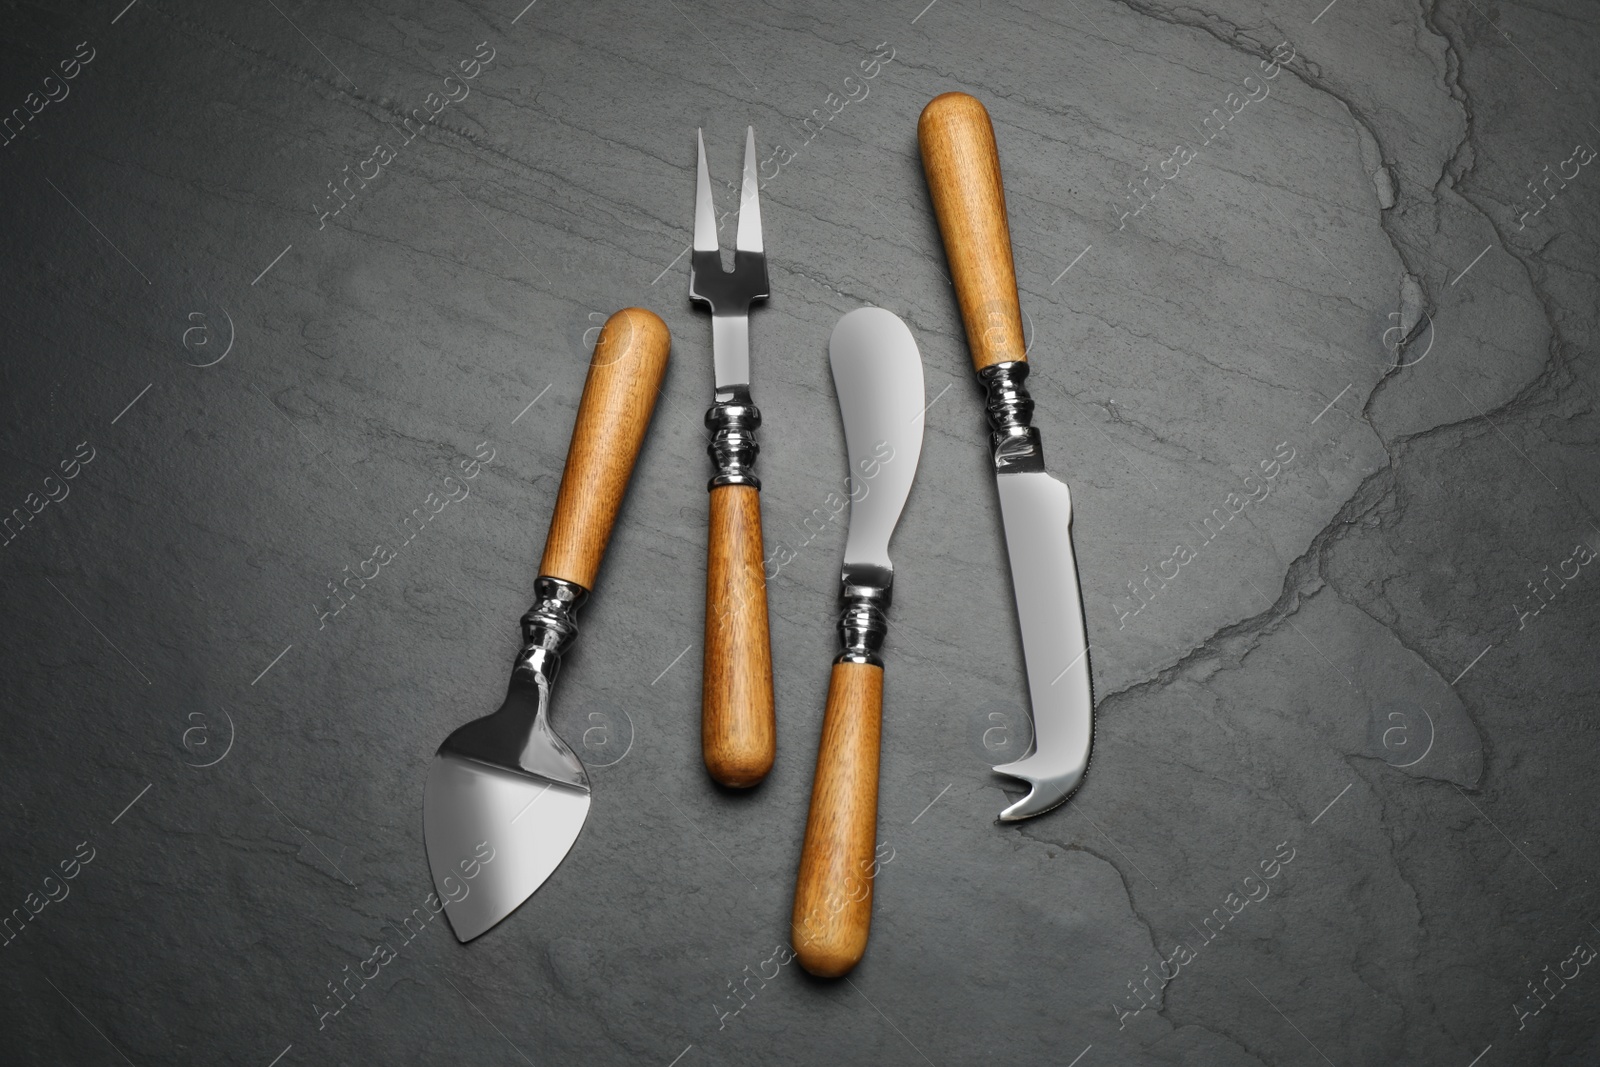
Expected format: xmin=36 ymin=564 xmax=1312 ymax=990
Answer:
xmin=690 ymin=127 xmax=776 ymax=788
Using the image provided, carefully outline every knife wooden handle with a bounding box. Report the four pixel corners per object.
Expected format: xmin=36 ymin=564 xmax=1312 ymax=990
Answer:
xmin=918 ymin=92 xmax=1027 ymax=370
xmin=540 ymin=308 xmax=670 ymax=588
xmin=792 ymin=660 xmax=883 ymax=977
xmin=703 ymin=483 xmax=776 ymax=787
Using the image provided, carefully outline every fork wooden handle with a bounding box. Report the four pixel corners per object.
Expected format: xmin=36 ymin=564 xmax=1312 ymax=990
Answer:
xmin=540 ymin=308 xmax=671 ymax=588
xmin=702 ymin=482 xmax=775 ymax=786
xmin=918 ymin=92 xmax=1027 ymax=371
xmin=792 ymin=660 xmax=883 ymax=977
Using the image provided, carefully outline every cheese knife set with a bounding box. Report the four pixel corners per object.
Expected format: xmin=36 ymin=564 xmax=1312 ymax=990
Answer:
xmin=422 ymin=93 xmax=1096 ymax=976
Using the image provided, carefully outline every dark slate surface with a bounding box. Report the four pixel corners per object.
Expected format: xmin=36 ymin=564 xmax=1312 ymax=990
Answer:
xmin=2 ymin=0 xmax=1598 ymax=1063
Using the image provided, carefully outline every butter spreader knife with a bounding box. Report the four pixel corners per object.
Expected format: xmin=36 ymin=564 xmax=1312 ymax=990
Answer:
xmin=791 ymin=307 xmax=925 ymax=977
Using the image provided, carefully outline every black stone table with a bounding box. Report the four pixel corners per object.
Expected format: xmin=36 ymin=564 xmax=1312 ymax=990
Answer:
xmin=2 ymin=1 xmax=1597 ymax=1063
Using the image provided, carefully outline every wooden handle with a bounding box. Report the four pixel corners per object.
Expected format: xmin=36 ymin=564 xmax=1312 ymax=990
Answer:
xmin=702 ymin=483 xmax=775 ymax=787
xmin=539 ymin=308 xmax=670 ymax=588
xmin=791 ymin=660 xmax=883 ymax=977
xmin=918 ymin=91 xmax=1026 ymax=370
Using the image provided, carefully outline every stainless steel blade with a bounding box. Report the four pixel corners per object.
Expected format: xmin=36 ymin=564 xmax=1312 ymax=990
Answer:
xmin=424 ymin=755 xmax=591 ymax=942
xmin=423 ymin=579 xmax=594 ymax=941
xmin=829 ymin=307 xmax=925 ymax=572
xmin=990 ymin=469 xmax=1093 ymax=821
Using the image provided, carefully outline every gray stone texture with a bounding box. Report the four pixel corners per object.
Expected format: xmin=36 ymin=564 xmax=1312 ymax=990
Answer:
xmin=1 ymin=0 xmax=1597 ymax=1063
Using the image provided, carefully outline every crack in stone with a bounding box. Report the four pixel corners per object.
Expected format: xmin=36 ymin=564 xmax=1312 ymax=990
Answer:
xmin=1097 ymin=458 xmax=1394 ymax=707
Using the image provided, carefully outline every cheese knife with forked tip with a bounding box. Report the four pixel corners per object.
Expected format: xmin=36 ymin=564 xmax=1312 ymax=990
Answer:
xmin=919 ymin=92 xmax=1095 ymax=822
xmin=424 ymin=308 xmax=669 ymax=942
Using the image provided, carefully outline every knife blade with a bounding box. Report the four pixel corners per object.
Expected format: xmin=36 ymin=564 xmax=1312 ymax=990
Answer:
xmin=918 ymin=91 xmax=1094 ymax=822
xmin=424 ymin=307 xmax=670 ymax=941
xmin=791 ymin=306 xmax=925 ymax=977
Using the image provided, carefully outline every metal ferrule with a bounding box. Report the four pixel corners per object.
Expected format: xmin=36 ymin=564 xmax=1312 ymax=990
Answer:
xmin=706 ymin=387 xmax=762 ymax=490
xmin=515 ymin=576 xmax=588 ymax=681
xmin=978 ymin=361 xmax=1046 ymax=474
xmin=836 ymin=564 xmax=892 ymax=666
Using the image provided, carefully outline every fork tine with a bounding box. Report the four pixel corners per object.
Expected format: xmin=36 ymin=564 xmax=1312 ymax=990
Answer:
xmin=735 ymin=125 xmax=764 ymax=254
xmin=694 ymin=128 xmax=718 ymax=253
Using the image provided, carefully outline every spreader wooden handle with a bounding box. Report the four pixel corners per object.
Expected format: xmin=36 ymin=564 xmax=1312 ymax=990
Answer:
xmin=540 ymin=308 xmax=670 ymax=588
xmin=702 ymin=483 xmax=776 ymax=786
xmin=792 ymin=660 xmax=883 ymax=977
xmin=918 ymin=92 xmax=1026 ymax=371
